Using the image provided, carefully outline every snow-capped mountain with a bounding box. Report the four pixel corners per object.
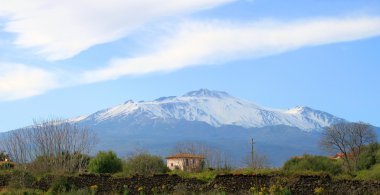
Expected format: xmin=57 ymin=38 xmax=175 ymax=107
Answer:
xmin=5 ymin=89 xmax=376 ymax=166
xmin=71 ymin=89 xmax=344 ymax=131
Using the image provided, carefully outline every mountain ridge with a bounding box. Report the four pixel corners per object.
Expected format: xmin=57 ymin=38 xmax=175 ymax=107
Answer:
xmin=70 ymin=89 xmax=345 ymax=131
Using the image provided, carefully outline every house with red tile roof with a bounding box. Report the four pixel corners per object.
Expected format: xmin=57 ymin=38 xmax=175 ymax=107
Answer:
xmin=329 ymin=153 xmax=345 ymax=160
xmin=166 ymin=153 xmax=205 ymax=172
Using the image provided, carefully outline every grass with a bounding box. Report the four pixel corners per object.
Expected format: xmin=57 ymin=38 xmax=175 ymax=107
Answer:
xmin=169 ymin=169 xmax=222 ymax=182
xmin=0 ymin=188 xmax=96 ymax=195
xmin=168 ymin=167 xmax=335 ymax=183
xmin=0 ymin=188 xmax=44 ymax=195
xmin=231 ymin=168 xmax=283 ymax=175
xmin=231 ymin=167 xmax=335 ymax=178
xmin=355 ymin=163 xmax=380 ymax=180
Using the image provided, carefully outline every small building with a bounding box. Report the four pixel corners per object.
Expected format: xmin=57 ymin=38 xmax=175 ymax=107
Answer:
xmin=166 ymin=153 xmax=205 ymax=172
xmin=329 ymin=153 xmax=345 ymax=160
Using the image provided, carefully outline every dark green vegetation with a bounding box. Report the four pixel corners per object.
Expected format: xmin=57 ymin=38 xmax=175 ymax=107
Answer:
xmin=356 ymin=143 xmax=380 ymax=170
xmin=355 ymin=143 xmax=380 ymax=180
xmin=281 ymin=143 xmax=380 ymax=181
xmin=88 ymin=151 xmax=123 ymax=174
xmin=283 ymin=155 xmax=343 ymax=175
xmin=122 ymin=153 xmax=169 ymax=176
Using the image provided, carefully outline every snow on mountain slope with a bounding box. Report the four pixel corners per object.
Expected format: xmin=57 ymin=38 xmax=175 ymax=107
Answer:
xmin=71 ymin=89 xmax=345 ymax=131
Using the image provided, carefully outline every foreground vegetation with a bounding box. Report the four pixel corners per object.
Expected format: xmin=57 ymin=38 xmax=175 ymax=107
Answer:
xmin=1 ymin=146 xmax=380 ymax=194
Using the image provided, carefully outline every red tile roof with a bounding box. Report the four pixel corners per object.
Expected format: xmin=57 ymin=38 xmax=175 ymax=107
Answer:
xmin=166 ymin=153 xmax=205 ymax=159
xmin=335 ymin=153 xmax=345 ymax=158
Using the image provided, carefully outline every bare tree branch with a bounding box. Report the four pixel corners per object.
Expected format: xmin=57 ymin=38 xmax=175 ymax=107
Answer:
xmin=319 ymin=122 xmax=376 ymax=173
xmin=2 ymin=118 xmax=97 ymax=173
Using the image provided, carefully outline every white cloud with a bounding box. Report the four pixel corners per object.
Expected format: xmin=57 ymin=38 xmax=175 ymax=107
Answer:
xmin=0 ymin=0 xmax=234 ymax=61
xmin=2 ymin=16 xmax=380 ymax=101
xmin=0 ymin=63 xmax=58 ymax=101
xmin=82 ymin=16 xmax=380 ymax=83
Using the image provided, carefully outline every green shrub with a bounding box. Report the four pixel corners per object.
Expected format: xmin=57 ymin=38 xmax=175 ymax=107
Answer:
xmin=8 ymin=169 xmax=37 ymax=189
xmin=357 ymin=143 xmax=379 ymax=170
xmin=48 ymin=176 xmax=74 ymax=193
xmin=123 ymin=153 xmax=168 ymax=176
xmin=88 ymin=151 xmax=123 ymax=174
xmin=283 ymin=155 xmax=342 ymax=175
xmin=376 ymin=148 xmax=380 ymax=163
xmin=356 ymin=163 xmax=380 ymax=180
xmin=28 ymin=152 xmax=91 ymax=174
xmin=232 ymin=167 xmax=282 ymax=175
xmin=169 ymin=168 xmax=236 ymax=182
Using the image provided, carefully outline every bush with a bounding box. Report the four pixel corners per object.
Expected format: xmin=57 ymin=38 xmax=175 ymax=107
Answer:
xmin=88 ymin=151 xmax=123 ymax=174
xmin=357 ymin=143 xmax=379 ymax=170
xmin=49 ymin=176 xmax=74 ymax=193
xmin=283 ymin=155 xmax=342 ymax=175
xmin=124 ymin=153 xmax=168 ymax=176
xmin=356 ymin=163 xmax=380 ymax=180
xmin=28 ymin=152 xmax=91 ymax=174
xmin=174 ymin=169 xmax=220 ymax=182
xmin=8 ymin=169 xmax=37 ymax=189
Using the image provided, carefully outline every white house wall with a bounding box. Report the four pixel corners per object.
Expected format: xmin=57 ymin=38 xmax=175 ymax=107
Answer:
xmin=167 ymin=159 xmax=184 ymax=170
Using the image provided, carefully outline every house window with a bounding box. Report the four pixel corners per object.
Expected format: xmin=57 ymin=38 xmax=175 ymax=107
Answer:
xmin=185 ymin=159 xmax=189 ymax=166
xmin=171 ymin=163 xmax=173 ymax=167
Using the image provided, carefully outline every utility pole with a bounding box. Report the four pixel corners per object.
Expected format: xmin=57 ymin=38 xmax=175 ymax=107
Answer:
xmin=251 ymin=138 xmax=256 ymax=168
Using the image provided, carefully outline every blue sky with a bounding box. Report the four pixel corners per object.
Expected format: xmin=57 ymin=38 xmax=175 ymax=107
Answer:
xmin=0 ymin=0 xmax=379 ymax=131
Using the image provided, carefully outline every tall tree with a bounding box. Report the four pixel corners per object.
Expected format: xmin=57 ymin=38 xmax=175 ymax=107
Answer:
xmin=2 ymin=118 xmax=97 ymax=173
xmin=320 ymin=122 xmax=376 ymax=172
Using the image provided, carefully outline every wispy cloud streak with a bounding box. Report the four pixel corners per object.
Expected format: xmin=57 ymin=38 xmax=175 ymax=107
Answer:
xmin=0 ymin=0 xmax=234 ymax=61
xmin=83 ymin=16 xmax=380 ymax=83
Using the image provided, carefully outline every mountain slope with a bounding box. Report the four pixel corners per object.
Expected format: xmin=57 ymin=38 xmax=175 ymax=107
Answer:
xmin=72 ymin=89 xmax=344 ymax=131
xmin=89 ymin=121 xmax=324 ymax=167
